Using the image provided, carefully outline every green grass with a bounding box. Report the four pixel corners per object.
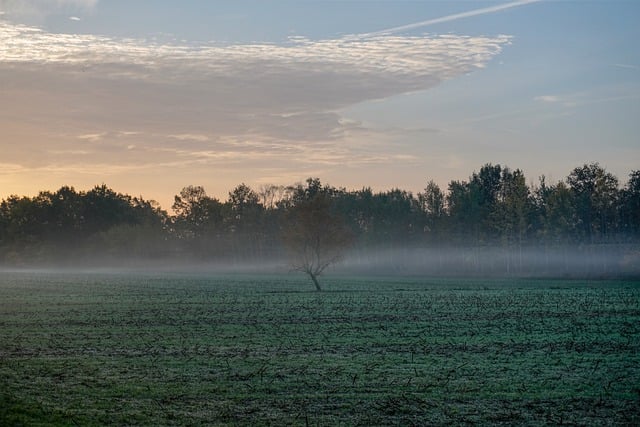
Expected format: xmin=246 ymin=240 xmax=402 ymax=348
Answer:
xmin=1 ymin=271 xmax=639 ymax=425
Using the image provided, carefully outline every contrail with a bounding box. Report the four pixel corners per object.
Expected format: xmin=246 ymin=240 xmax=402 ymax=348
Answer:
xmin=358 ymin=0 xmax=543 ymax=38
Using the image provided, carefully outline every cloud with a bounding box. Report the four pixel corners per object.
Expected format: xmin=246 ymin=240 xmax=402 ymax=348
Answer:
xmin=0 ymin=162 xmax=29 ymax=175
xmin=0 ymin=21 xmax=511 ymax=150
xmin=0 ymin=0 xmax=97 ymax=11
xmin=534 ymin=95 xmax=561 ymax=103
xmin=77 ymin=133 xmax=106 ymax=142
xmin=613 ymin=63 xmax=639 ymax=71
xmin=0 ymin=22 xmax=511 ymax=124
xmin=0 ymin=22 xmax=510 ymax=79
xmin=534 ymin=90 xmax=640 ymax=109
xmin=359 ymin=0 xmax=542 ymax=37
xmin=0 ymin=0 xmax=97 ymax=21
xmin=0 ymin=21 xmax=512 ymax=201
xmin=168 ymin=134 xmax=210 ymax=142
xmin=534 ymin=94 xmax=579 ymax=108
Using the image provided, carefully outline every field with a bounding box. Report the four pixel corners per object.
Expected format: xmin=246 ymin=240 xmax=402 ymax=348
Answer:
xmin=1 ymin=272 xmax=639 ymax=426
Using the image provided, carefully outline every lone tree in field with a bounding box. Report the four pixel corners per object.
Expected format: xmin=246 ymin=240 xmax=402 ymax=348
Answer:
xmin=283 ymin=187 xmax=353 ymax=291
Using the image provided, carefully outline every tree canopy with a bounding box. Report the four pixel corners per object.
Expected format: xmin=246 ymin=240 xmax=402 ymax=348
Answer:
xmin=1 ymin=163 xmax=638 ymax=278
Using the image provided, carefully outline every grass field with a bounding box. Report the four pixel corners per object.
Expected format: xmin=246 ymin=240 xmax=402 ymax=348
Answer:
xmin=1 ymin=271 xmax=639 ymax=425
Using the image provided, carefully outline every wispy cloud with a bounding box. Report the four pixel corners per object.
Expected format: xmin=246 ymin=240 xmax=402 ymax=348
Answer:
xmin=0 ymin=0 xmax=97 ymax=11
xmin=77 ymin=133 xmax=106 ymax=142
xmin=168 ymin=134 xmax=210 ymax=142
xmin=534 ymin=95 xmax=561 ymax=103
xmin=613 ymin=63 xmax=639 ymax=71
xmin=359 ymin=0 xmax=542 ymax=37
xmin=0 ymin=0 xmax=97 ymax=21
xmin=534 ymin=94 xmax=578 ymax=108
xmin=534 ymin=89 xmax=640 ymax=109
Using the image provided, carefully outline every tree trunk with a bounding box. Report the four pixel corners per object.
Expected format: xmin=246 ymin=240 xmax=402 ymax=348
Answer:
xmin=309 ymin=272 xmax=322 ymax=291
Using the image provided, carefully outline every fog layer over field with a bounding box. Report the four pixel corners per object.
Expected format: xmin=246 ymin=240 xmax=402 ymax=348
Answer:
xmin=339 ymin=245 xmax=640 ymax=278
xmin=2 ymin=245 xmax=638 ymax=280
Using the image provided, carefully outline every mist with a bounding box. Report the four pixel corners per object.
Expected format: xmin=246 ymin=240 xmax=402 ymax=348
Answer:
xmin=337 ymin=245 xmax=640 ymax=279
xmin=2 ymin=242 xmax=638 ymax=281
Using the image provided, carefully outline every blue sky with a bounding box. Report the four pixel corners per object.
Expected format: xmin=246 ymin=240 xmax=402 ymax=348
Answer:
xmin=1 ymin=0 xmax=638 ymax=208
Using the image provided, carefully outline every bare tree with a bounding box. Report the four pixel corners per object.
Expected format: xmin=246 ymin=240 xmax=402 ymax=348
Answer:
xmin=258 ymin=184 xmax=286 ymax=210
xmin=282 ymin=192 xmax=353 ymax=291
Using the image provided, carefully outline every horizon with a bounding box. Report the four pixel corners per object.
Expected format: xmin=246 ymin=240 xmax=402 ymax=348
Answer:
xmin=1 ymin=160 xmax=638 ymax=213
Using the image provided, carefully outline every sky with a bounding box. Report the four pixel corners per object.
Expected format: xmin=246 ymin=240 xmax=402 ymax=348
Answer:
xmin=1 ymin=0 xmax=639 ymax=210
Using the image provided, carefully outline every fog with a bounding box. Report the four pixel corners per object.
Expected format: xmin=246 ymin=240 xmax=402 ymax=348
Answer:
xmin=337 ymin=245 xmax=640 ymax=278
xmin=2 ymin=244 xmax=638 ymax=280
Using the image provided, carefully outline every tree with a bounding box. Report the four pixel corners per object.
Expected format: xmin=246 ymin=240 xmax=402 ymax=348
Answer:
xmin=172 ymin=185 xmax=223 ymax=239
xmin=227 ymin=183 xmax=262 ymax=230
xmin=371 ymin=189 xmax=421 ymax=246
xmin=620 ymin=170 xmax=640 ymax=239
xmin=48 ymin=186 xmax=83 ymax=239
xmin=282 ymin=188 xmax=353 ymax=291
xmin=419 ymin=180 xmax=445 ymax=244
xmin=226 ymin=183 xmax=265 ymax=259
xmin=491 ymin=168 xmax=532 ymax=272
xmin=0 ymin=195 xmax=48 ymax=261
xmin=536 ymin=179 xmax=576 ymax=245
xmin=96 ymin=197 xmax=171 ymax=259
xmin=258 ymin=184 xmax=286 ymax=210
xmin=446 ymin=179 xmax=481 ymax=245
xmin=171 ymin=186 xmax=225 ymax=259
xmin=567 ymin=163 xmax=619 ymax=243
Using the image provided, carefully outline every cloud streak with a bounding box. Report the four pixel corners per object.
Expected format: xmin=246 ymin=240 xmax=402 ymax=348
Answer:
xmin=359 ymin=0 xmax=542 ymax=37
xmin=534 ymin=95 xmax=561 ymax=103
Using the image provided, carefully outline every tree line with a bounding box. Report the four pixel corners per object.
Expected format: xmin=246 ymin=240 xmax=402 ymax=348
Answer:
xmin=1 ymin=163 xmax=639 ymax=276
